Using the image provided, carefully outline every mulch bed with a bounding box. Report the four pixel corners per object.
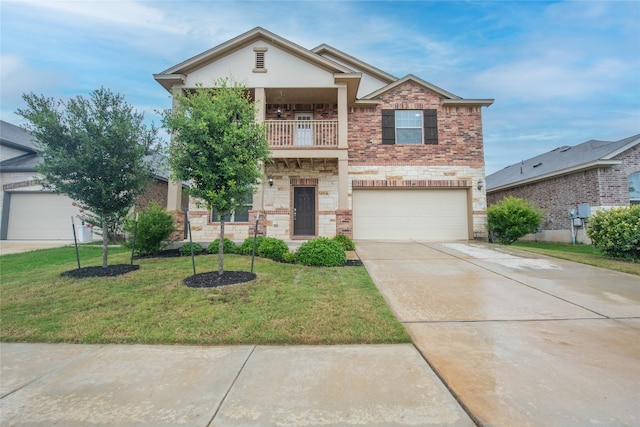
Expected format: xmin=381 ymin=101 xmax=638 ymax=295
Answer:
xmin=184 ymin=270 xmax=257 ymax=288
xmin=61 ymin=264 xmax=140 ymax=278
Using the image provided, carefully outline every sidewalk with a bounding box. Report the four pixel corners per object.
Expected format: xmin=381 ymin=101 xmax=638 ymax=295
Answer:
xmin=0 ymin=343 xmax=474 ymax=426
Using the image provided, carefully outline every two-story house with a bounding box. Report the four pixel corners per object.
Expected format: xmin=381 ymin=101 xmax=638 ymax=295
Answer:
xmin=154 ymin=27 xmax=493 ymax=242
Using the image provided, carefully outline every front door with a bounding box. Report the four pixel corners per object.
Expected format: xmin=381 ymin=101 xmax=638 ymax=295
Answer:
xmin=293 ymin=187 xmax=315 ymax=236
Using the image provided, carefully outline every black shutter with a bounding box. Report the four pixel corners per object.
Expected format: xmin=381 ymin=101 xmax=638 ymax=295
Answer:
xmin=381 ymin=109 xmax=395 ymax=145
xmin=423 ymin=109 xmax=438 ymax=145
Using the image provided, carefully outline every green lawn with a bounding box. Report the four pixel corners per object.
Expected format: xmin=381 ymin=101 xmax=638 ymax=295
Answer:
xmin=0 ymin=246 xmax=410 ymax=345
xmin=511 ymin=241 xmax=640 ymax=276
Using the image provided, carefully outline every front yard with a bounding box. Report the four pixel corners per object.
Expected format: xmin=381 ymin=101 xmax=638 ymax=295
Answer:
xmin=0 ymin=246 xmax=411 ymax=345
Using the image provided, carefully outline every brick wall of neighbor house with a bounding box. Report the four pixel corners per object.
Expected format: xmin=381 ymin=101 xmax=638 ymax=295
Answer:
xmin=599 ymin=144 xmax=640 ymax=206
xmin=348 ymin=82 xmax=485 ymax=167
xmin=487 ymin=169 xmax=601 ymax=232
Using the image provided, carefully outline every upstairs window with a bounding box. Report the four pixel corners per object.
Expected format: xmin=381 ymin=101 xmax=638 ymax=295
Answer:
xmin=382 ymin=109 xmax=438 ymax=145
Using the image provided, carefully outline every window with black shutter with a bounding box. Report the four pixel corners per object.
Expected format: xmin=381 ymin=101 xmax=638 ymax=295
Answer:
xmin=380 ymin=109 xmax=438 ymax=145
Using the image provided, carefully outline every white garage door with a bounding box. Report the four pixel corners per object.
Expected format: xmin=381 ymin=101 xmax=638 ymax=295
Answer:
xmin=352 ymin=189 xmax=469 ymax=241
xmin=7 ymin=193 xmax=82 ymax=240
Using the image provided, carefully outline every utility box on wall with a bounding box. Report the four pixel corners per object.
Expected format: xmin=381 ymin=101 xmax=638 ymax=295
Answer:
xmin=577 ymin=203 xmax=591 ymax=219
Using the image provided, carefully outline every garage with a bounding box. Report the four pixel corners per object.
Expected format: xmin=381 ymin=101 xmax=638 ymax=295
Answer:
xmin=352 ymin=189 xmax=470 ymax=240
xmin=6 ymin=192 xmax=83 ymax=240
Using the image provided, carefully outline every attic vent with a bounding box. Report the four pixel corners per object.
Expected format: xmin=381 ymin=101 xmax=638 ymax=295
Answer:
xmin=533 ymin=162 xmax=543 ymax=168
xmin=253 ymin=47 xmax=267 ymax=73
xmin=560 ymin=147 xmax=571 ymax=152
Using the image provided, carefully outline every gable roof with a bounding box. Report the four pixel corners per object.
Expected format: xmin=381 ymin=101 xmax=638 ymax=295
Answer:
xmin=487 ymin=134 xmax=640 ymax=191
xmin=154 ymin=28 xmax=494 ymax=109
xmin=0 ymin=120 xmax=38 ymax=153
xmin=154 ymin=27 xmax=355 ymax=92
xmin=311 ymin=43 xmax=397 ymax=84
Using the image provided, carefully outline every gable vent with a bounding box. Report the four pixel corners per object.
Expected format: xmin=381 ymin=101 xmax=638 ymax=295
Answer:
xmin=253 ymin=47 xmax=267 ymax=73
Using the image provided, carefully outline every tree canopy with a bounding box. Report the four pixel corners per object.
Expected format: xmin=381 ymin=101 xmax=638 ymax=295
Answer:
xmin=162 ymin=79 xmax=270 ymax=275
xmin=17 ymin=87 xmax=159 ymax=267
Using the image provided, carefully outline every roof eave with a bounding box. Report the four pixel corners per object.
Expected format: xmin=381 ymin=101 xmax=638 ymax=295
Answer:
xmin=362 ymin=74 xmax=462 ymax=101
xmin=334 ymin=73 xmax=362 ymax=104
xmin=153 ymin=74 xmax=186 ymax=92
xmin=443 ymin=99 xmax=494 ymax=107
xmin=487 ymin=160 xmax=622 ymax=192
xmin=602 ymin=136 xmax=640 ymax=160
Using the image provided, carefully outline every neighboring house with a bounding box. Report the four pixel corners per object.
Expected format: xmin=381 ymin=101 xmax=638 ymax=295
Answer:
xmin=486 ymin=134 xmax=640 ymax=243
xmin=0 ymin=120 xmax=186 ymax=240
xmin=154 ymin=27 xmax=493 ymax=241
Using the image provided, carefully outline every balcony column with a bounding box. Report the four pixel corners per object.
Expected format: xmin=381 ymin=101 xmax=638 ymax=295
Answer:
xmin=254 ymin=87 xmax=266 ymax=210
xmin=338 ymin=84 xmax=348 ymax=149
xmin=167 ymin=87 xmax=183 ymax=212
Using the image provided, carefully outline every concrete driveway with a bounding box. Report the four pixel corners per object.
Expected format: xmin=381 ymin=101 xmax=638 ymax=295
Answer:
xmin=358 ymin=241 xmax=640 ymax=427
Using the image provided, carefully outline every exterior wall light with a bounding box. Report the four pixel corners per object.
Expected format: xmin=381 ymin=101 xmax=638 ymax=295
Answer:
xmin=477 ymin=179 xmax=484 ymax=190
xmin=268 ymin=176 xmax=274 ymax=187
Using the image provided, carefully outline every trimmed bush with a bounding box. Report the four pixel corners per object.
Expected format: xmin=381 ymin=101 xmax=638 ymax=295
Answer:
xmin=257 ymin=237 xmax=289 ymax=261
xmin=125 ymin=202 xmax=176 ymax=256
xmin=587 ymin=205 xmax=640 ymax=261
xmin=239 ymin=235 xmax=265 ymax=255
xmin=180 ymin=242 xmax=203 ymax=255
xmin=296 ymin=237 xmax=347 ymax=267
xmin=208 ymin=238 xmax=237 ymax=254
xmin=333 ymin=234 xmax=355 ymax=251
xmin=487 ymin=196 xmax=543 ymax=244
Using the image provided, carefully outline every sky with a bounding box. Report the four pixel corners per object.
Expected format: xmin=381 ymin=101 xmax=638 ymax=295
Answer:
xmin=1 ymin=0 xmax=638 ymax=174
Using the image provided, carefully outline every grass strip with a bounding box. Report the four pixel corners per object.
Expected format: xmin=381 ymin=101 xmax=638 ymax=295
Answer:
xmin=511 ymin=241 xmax=640 ymax=276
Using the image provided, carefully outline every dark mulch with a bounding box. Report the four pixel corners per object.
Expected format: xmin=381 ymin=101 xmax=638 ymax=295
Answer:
xmin=134 ymin=249 xmax=207 ymax=259
xmin=184 ymin=270 xmax=256 ymax=288
xmin=61 ymin=264 xmax=140 ymax=278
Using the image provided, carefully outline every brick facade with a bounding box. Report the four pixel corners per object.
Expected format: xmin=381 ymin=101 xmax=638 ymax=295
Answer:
xmin=348 ymin=82 xmax=485 ymax=168
xmin=487 ymin=144 xmax=639 ymax=242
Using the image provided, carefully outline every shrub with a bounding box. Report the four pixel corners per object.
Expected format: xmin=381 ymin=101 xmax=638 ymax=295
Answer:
xmin=333 ymin=234 xmax=355 ymax=251
xmin=208 ymin=238 xmax=237 ymax=254
xmin=487 ymin=196 xmax=543 ymax=244
xmin=239 ymin=235 xmax=265 ymax=255
xmin=296 ymin=237 xmax=347 ymax=267
xmin=124 ymin=202 xmax=176 ymax=255
xmin=587 ymin=206 xmax=640 ymax=261
xmin=282 ymin=251 xmax=296 ymax=263
xmin=180 ymin=242 xmax=203 ymax=255
xmin=257 ymin=237 xmax=289 ymax=261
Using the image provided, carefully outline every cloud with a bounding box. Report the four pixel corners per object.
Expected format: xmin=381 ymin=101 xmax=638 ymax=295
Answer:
xmin=13 ymin=0 xmax=185 ymax=34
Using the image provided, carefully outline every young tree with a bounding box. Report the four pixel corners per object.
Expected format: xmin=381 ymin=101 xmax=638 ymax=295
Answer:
xmin=162 ymin=80 xmax=270 ymax=276
xmin=17 ymin=88 xmax=159 ymax=268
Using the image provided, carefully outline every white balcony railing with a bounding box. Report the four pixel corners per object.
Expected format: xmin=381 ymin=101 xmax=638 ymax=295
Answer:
xmin=266 ymin=120 xmax=338 ymax=148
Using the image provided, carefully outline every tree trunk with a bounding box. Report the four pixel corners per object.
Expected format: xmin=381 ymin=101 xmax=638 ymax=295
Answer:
xmin=218 ymin=219 xmax=225 ymax=276
xmin=102 ymin=218 xmax=108 ymax=268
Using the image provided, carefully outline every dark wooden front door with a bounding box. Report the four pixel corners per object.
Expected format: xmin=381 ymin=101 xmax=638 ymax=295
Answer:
xmin=293 ymin=187 xmax=315 ymax=236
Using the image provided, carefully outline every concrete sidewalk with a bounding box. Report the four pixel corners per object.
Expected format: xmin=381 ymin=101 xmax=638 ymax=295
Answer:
xmin=0 ymin=343 xmax=474 ymax=426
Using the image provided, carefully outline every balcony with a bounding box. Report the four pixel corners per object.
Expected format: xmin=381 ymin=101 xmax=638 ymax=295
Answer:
xmin=266 ymin=120 xmax=338 ymax=148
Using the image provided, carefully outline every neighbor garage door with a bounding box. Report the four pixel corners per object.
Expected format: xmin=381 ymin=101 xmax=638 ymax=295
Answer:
xmin=7 ymin=193 xmax=82 ymax=240
xmin=352 ymin=189 xmax=469 ymax=240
